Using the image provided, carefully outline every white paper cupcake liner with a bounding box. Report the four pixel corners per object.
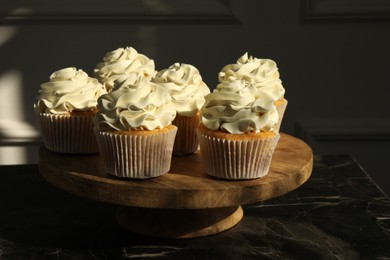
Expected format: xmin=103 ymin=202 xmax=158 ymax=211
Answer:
xmin=197 ymin=130 xmax=280 ymax=180
xmin=39 ymin=113 xmax=98 ymax=154
xmin=172 ymin=114 xmax=200 ymax=155
xmin=95 ymin=126 xmax=177 ymax=179
xmin=274 ymin=99 xmax=288 ymax=133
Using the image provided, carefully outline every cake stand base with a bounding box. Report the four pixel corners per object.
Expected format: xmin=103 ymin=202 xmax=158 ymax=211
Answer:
xmin=116 ymin=206 xmax=244 ymax=239
xmin=39 ymin=133 xmax=313 ymax=239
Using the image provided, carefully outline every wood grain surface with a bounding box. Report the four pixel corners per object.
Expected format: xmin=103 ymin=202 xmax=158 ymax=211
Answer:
xmin=39 ymin=133 xmax=313 ymax=209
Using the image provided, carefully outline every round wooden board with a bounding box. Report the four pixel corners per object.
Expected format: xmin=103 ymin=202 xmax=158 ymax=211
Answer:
xmin=39 ymin=133 xmax=313 ymax=209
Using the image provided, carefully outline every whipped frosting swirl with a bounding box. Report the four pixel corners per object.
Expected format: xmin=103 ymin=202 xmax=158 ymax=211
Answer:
xmin=218 ymin=53 xmax=285 ymax=102
xmin=152 ymin=63 xmax=210 ymax=117
xmin=200 ymin=79 xmax=278 ymax=134
xmin=35 ymin=67 xmax=106 ymax=114
xmin=94 ymin=47 xmax=156 ymax=90
xmin=95 ymin=76 xmax=176 ymax=131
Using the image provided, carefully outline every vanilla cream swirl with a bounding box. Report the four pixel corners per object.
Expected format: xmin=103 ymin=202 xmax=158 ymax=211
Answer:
xmin=218 ymin=53 xmax=285 ymax=102
xmin=94 ymin=47 xmax=156 ymax=90
xmin=200 ymin=79 xmax=279 ymax=134
xmin=34 ymin=67 xmax=106 ymax=114
xmin=152 ymin=63 xmax=210 ymax=117
xmin=95 ymin=76 xmax=176 ymax=131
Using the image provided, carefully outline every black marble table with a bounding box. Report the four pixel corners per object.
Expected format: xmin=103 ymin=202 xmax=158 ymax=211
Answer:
xmin=0 ymin=155 xmax=389 ymax=259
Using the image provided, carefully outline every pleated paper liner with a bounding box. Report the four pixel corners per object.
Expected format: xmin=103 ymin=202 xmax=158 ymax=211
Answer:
xmin=172 ymin=113 xmax=200 ymax=155
xmin=197 ymin=127 xmax=280 ymax=180
xmin=39 ymin=113 xmax=99 ymax=154
xmin=94 ymin=125 xmax=177 ymax=179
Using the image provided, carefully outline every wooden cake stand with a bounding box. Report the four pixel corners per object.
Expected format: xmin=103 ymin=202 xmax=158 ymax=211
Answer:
xmin=39 ymin=133 xmax=313 ymax=239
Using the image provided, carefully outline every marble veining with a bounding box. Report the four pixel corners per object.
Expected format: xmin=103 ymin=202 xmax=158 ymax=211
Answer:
xmin=122 ymin=246 xmax=183 ymax=258
xmin=0 ymin=155 xmax=389 ymax=259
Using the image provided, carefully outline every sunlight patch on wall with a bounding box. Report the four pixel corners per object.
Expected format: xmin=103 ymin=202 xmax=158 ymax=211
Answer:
xmin=0 ymin=70 xmax=24 ymax=121
xmin=0 ymin=146 xmax=27 ymax=165
xmin=0 ymin=26 xmax=17 ymax=46
xmin=0 ymin=69 xmax=40 ymax=165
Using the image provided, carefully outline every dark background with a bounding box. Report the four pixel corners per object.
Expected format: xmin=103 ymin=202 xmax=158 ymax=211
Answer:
xmin=0 ymin=0 xmax=389 ymax=195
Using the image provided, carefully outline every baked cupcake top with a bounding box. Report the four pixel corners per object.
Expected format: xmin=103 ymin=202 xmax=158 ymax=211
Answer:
xmin=200 ymin=79 xmax=278 ymax=134
xmin=34 ymin=67 xmax=106 ymax=114
xmin=152 ymin=63 xmax=210 ymax=117
xmin=218 ymin=53 xmax=285 ymax=102
xmin=94 ymin=75 xmax=176 ymax=131
xmin=94 ymin=47 xmax=156 ymax=90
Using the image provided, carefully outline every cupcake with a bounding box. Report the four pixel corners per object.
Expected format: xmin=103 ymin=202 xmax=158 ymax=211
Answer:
xmin=94 ymin=46 xmax=156 ymax=92
xmin=218 ymin=53 xmax=287 ymax=132
xmin=153 ymin=63 xmax=210 ymax=155
xmin=197 ymin=79 xmax=280 ymax=180
xmin=94 ymin=75 xmax=177 ymax=179
xmin=34 ymin=67 xmax=107 ymax=154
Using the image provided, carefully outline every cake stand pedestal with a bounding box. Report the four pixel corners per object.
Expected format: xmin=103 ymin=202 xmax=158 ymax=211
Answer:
xmin=39 ymin=133 xmax=313 ymax=239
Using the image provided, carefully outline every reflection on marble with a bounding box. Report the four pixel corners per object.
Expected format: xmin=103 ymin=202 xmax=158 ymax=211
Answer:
xmin=0 ymin=155 xmax=389 ymax=259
